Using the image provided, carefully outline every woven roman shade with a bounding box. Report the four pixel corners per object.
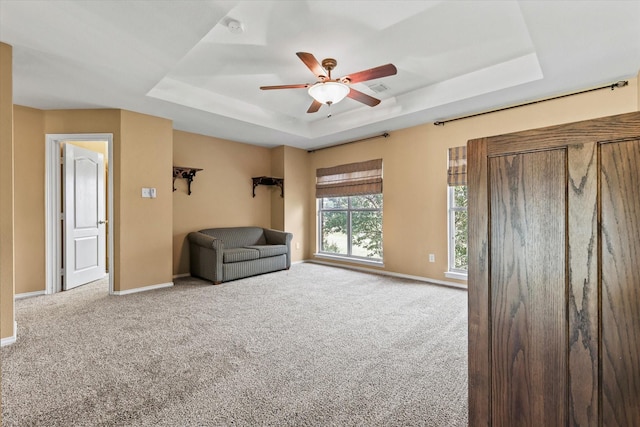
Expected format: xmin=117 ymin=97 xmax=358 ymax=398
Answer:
xmin=316 ymin=159 xmax=383 ymax=198
xmin=447 ymin=146 xmax=467 ymax=186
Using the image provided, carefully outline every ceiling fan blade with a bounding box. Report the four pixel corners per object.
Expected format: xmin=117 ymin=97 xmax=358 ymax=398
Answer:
xmin=260 ymin=84 xmax=311 ymax=90
xmin=347 ymin=88 xmax=381 ymax=107
xmin=342 ymin=63 xmax=397 ymax=84
xmin=296 ymin=52 xmax=327 ymax=79
xmin=307 ymin=100 xmax=322 ymax=113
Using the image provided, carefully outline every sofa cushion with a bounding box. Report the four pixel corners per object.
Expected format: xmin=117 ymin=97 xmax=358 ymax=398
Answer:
xmin=200 ymin=227 xmax=266 ymax=248
xmin=223 ymin=254 xmax=287 ymax=282
xmin=223 ymin=247 xmax=259 ymax=263
xmin=244 ymin=245 xmax=288 ymax=258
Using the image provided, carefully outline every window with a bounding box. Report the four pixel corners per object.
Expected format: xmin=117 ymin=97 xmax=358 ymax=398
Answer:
xmin=448 ymin=185 xmax=468 ymax=274
xmin=315 ymin=159 xmax=383 ymax=263
xmin=318 ymin=194 xmax=383 ymax=261
xmin=446 ymin=146 xmax=467 ymax=278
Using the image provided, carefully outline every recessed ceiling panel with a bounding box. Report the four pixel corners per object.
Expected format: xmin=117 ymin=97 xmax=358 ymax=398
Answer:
xmin=147 ymin=0 xmax=541 ymax=138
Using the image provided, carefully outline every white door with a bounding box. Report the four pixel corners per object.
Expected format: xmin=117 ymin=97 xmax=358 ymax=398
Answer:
xmin=63 ymin=144 xmax=106 ymax=290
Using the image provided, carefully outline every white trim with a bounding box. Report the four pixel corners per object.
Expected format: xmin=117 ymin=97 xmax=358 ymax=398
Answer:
xmin=15 ymin=290 xmax=46 ymax=300
xmin=307 ymin=259 xmax=468 ymax=290
xmin=313 ymin=253 xmax=384 ymax=268
xmin=112 ymin=282 xmax=174 ymax=296
xmin=447 ymin=185 xmax=468 ymax=276
xmin=45 ymin=136 xmax=59 ymax=293
xmin=172 ymin=273 xmax=191 ymax=279
xmin=1 ymin=322 xmax=17 ymax=347
xmin=445 ymin=271 xmax=468 ymax=281
xmin=46 ymin=134 xmax=114 ymax=295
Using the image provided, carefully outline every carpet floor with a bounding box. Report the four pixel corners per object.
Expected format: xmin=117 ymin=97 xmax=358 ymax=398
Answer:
xmin=2 ymin=263 xmax=468 ymax=426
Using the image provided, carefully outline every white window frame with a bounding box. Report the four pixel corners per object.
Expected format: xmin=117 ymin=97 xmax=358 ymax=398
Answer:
xmin=316 ymin=194 xmax=383 ymax=265
xmin=446 ymin=185 xmax=468 ymax=280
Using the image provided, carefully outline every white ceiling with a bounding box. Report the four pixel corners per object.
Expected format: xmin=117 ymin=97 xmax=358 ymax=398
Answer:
xmin=1 ymin=1 xmax=639 ymax=151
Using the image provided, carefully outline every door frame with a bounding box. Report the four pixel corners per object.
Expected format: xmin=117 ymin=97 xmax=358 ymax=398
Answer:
xmin=45 ymin=133 xmax=114 ymax=295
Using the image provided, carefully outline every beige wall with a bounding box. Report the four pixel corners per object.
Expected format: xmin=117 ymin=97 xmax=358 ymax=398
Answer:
xmin=283 ymin=146 xmax=312 ymax=262
xmin=13 ymin=106 xmax=45 ymax=294
xmin=172 ymin=130 xmax=273 ymax=275
xmin=308 ymin=76 xmax=639 ymax=284
xmin=118 ymin=110 xmax=173 ymax=290
xmin=1 ymin=42 xmax=15 ymax=342
xmin=12 ymin=108 xmax=174 ymax=294
xmin=270 ymin=145 xmax=285 ymax=231
xmin=172 ymin=140 xmax=309 ymax=273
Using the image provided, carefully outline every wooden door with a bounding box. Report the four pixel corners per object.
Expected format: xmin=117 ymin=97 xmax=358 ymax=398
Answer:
xmin=600 ymin=138 xmax=640 ymax=426
xmin=468 ymin=111 xmax=640 ymax=426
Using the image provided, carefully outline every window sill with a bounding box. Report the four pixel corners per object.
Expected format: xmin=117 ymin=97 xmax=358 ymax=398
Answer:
xmin=314 ymin=253 xmax=384 ymax=268
xmin=445 ymin=271 xmax=468 ymax=281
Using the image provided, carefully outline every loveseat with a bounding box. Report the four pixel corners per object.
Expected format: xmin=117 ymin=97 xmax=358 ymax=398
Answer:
xmin=188 ymin=226 xmax=293 ymax=284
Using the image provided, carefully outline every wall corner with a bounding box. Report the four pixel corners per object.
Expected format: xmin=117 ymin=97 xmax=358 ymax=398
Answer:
xmin=0 ymin=42 xmax=16 ymax=344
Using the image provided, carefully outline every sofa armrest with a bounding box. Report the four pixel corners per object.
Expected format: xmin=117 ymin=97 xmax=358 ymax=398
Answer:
xmin=263 ymin=228 xmax=292 ymax=245
xmin=187 ymin=231 xmax=224 ymax=283
xmin=188 ymin=231 xmax=220 ymax=249
xmin=263 ymin=228 xmax=293 ymax=268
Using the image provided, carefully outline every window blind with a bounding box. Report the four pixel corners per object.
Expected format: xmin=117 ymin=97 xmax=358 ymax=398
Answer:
xmin=316 ymin=159 xmax=383 ymax=198
xmin=447 ymin=146 xmax=467 ymax=186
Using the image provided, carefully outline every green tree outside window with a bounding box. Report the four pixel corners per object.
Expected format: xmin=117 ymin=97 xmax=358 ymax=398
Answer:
xmin=450 ymin=185 xmax=468 ymax=271
xmin=319 ymin=194 xmax=383 ymax=260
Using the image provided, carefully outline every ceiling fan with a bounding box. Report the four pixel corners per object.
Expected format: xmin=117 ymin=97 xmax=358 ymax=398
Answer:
xmin=260 ymin=52 xmax=397 ymax=114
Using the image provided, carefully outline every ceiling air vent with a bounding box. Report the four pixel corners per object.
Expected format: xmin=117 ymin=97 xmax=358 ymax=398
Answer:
xmin=366 ymin=83 xmax=389 ymax=93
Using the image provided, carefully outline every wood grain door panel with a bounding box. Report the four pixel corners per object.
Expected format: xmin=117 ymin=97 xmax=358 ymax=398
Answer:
xmin=489 ymin=150 xmax=567 ymax=426
xmin=567 ymin=142 xmax=599 ymax=427
xmin=600 ymin=138 xmax=640 ymax=426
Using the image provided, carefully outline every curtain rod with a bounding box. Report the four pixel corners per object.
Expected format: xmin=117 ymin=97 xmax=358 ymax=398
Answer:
xmin=433 ymin=80 xmax=629 ymax=126
xmin=307 ymin=132 xmax=390 ymax=153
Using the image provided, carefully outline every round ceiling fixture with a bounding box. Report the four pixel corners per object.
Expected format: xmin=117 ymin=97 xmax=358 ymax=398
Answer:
xmin=227 ymin=19 xmax=244 ymax=34
xmin=308 ymin=82 xmax=350 ymax=105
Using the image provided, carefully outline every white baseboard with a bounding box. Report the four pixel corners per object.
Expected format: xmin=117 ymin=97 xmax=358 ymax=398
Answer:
xmin=172 ymin=273 xmax=191 ymax=279
xmin=15 ymin=290 xmax=46 ymax=300
xmin=1 ymin=321 xmax=17 ymax=347
xmin=306 ymin=259 xmax=468 ymax=290
xmin=112 ymin=282 xmax=173 ymax=296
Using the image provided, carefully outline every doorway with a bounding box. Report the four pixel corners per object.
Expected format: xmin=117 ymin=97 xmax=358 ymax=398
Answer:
xmin=45 ymin=133 xmax=114 ymax=295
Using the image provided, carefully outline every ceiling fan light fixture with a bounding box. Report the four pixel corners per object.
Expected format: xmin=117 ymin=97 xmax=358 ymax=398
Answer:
xmin=308 ymin=81 xmax=350 ymax=105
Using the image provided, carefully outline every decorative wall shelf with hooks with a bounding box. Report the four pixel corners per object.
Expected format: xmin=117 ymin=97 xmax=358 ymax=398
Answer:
xmin=173 ymin=166 xmax=202 ymax=195
xmin=252 ymin=176 xmax=284 ymax=198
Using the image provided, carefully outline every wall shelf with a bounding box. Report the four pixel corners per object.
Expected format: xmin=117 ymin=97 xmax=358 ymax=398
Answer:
xmin=173 ymin=166 xmax=202 ymax=195
xmin=252 ymin=176 xmax=284 ymax=198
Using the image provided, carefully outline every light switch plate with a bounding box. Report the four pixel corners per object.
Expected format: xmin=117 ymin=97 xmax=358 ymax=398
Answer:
xmin=141 ymin=187 xmax=156 ymax=198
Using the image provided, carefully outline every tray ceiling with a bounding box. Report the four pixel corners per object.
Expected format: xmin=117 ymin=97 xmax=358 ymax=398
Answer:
xmin=1 ymin=1 xmax=639 ymax=150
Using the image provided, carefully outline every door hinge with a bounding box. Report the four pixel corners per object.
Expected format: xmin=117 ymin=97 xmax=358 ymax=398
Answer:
xmin=59 ymin=212 xmax=65 ymax=221
xmin=60 ymin=268 xmax=64 ymax=276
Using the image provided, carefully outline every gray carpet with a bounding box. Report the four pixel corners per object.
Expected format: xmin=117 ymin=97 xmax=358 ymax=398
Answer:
xmin=2 ymin=263 xmax=468 ymax=426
